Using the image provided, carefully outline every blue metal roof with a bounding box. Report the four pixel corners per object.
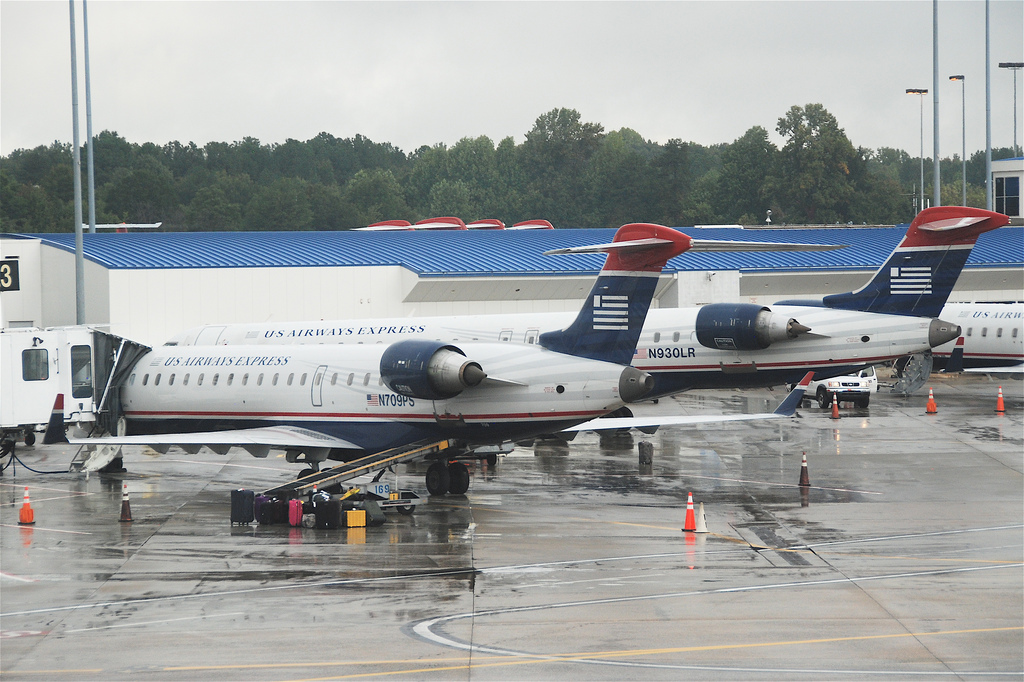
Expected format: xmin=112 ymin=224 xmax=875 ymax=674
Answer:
xmin=7 ymin=226 xmax=1022 ymax=276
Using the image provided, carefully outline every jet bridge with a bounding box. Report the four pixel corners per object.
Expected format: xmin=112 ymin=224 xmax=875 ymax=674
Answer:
xmin=1 ymin=326 xmax=149 ymax=459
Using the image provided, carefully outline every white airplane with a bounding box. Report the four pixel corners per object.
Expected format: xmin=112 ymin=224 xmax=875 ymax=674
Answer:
xmin=169 ymin=207 xmax=1009 ymax=400
xmin=61 ymin=223 xmax=814 ymax=496
xmin=931 ymin=302 xmax=1024 ymax=373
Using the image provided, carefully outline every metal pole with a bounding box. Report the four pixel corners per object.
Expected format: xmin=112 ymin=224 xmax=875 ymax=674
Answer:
xmin=69 ymin=0 xmax=85 ymax=324
xmin=83 ymin=0 xmax=96 ymax=235
xmin=985 ymin=0 xmax=992 ymax=210
xmin=921 ymin=96 xmax=926 ymax=209
xmin=932 ymin=0 xmax=941 ymax=207
xmin=908 ymin=89 xmax=928 ymax=213
xmin=951 ymin=76 xmax=966 ymax=206
xmin=958 ymin=77 xmax=966 ymax=204
xmin=1015 ymin=69 xmax=1020 ymax=154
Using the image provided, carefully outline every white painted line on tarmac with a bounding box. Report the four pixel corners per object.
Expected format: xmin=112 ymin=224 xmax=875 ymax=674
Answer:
xmin=0 ymin=571 xmax=38 ymax=583
xmin=62 ymin=611 xmax=246 ymax=634
xmin=0 ymin=523 xmax=92 ymax=535
xmin=412 ymin=563 xmax=1024 ymax=665
xmin=794 ymin=524 xmax=1024 ymax=551
xmin=671 ymin=473 xmax=883 ymax=494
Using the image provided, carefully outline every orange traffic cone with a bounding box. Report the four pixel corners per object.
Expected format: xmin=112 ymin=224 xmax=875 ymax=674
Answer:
xmin=996 ymin=386 xmax=1005 ymax=413
xmin=799 ymin=452 xmax=810 ymax=487
xmin=926 ymin=388 xmax=938 ymax=414
xmin=695 ymin=502 xmax=708 ymax=534
xmin=683 ymin=492 xmax=697 ymax=532
xmin=119 ymin=483 xmax=132 ymax=523
xmin=18 ymin=487 xmax=35 ymax=525
xmin=830 ymin=394 xmax=840 ymax=420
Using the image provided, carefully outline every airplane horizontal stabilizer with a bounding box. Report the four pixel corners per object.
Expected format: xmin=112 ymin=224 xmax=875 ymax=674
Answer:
xmin=564 ymin=373 xmax=813 ymax=432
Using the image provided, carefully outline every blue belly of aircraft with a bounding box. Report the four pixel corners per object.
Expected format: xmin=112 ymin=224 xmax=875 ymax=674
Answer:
xmin=646 ymin=365 xmax=867 ymax=398
xmin=124 ymin=415 xmax=588 ymax=454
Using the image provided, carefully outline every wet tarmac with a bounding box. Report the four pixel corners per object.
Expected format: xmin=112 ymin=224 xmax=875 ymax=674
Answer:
xmin=1 ymin=374 xmax=1022 ymax=680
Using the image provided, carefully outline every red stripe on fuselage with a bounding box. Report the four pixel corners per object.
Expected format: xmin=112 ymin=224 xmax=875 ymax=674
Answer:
xmin=633 ymin=354 xmax=902 ymax=372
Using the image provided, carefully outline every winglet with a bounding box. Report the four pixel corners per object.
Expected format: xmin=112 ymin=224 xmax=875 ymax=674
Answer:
xmin=773 ymin=372 xmax=814 ymax=416
xmin=42 ymin=394 xmax=69 ymax=444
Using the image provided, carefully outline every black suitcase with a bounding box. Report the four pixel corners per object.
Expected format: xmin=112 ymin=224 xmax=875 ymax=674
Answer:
xmin=315 ymin=499 xmax=342 ymax=529
xmin=259 ymin=498 xmax=285 ymax=525
xmin=231 ymin=489 xmax=255 ymax=525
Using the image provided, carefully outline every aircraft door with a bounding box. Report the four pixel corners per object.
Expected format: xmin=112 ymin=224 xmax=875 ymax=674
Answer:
xmin=194 ymin=326 xmax=226 ymax=345
xmin=311 ymin=365 xmax=328 ymax=407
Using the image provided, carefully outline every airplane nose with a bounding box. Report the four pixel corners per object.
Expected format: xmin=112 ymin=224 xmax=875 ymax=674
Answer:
xmin=619 ymin=366 xmax=654 ymax=403
xmin=929 ymin=318 xmax=961 ymax=347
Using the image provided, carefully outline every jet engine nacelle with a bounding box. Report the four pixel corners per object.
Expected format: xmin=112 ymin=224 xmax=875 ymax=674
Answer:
xmin=694 ymin=303 xmax=810 ymax=351
xmin=380 ymin=339 xmax=486 ymax=400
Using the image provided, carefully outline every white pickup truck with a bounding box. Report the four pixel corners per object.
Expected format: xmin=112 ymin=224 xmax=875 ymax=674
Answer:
xmin=806 ymin=366 xmax=878 ymax=408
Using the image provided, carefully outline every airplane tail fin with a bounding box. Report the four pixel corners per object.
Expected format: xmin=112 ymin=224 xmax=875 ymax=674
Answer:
xmin=539 ymin=223 xmax=692 ymax=365
xmin=822 ymin=207 xmax=1008 ymax=318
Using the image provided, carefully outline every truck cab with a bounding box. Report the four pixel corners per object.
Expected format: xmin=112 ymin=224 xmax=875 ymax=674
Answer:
xmin=807 ymin=366 xmax=878 ymax=408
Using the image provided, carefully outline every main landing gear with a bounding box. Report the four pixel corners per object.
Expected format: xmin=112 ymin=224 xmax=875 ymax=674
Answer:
xmin=425 ymin=460 xmax=471 ymax=496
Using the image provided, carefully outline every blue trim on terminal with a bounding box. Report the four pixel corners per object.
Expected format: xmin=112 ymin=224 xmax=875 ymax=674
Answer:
xmin=6 ymin=225 xmax=1020 ymax=276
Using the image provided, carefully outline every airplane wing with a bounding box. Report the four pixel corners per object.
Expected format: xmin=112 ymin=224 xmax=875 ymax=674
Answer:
xmin=963 ymin=364 xmax=1024 ymax=374
xmin=564 ymin=372 xmax=812 ymax=432
xmin=68 ymin=425 xmax=360 ymax=457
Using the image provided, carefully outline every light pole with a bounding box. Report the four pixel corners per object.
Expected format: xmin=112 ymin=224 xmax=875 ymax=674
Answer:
xmin=999 ymin=62 xmax=1023 ymax=155
xmin=950 ymin=75 xmax=966 ymax=205
xmin=907 ymin=88 xmax=929 ymax=214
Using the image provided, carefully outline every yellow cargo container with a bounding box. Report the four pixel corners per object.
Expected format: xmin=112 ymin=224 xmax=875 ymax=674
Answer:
xmin=346 ymin=509 xmax=366 ymax=528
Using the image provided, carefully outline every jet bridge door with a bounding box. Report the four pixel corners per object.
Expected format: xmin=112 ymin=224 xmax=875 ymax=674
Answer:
xmin=0 ymin=330 xmax=63 ymax=430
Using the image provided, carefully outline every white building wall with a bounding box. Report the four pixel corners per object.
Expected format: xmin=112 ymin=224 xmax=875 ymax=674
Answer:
xmin=107 ymin=265 xmax=411 ymax=346
xmin=0 ymin=238 xmax=42 ymax=327
xmin=673 ymin=270 xmax=742 ymax=306
xmin=0 ymin=239 xmax=109 ymax=329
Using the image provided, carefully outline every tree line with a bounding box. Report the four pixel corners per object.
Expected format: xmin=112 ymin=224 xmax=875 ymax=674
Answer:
xmin=1 ymin=105 xmax=1017 ymax=233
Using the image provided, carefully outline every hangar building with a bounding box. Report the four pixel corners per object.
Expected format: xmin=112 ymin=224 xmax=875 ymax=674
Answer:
xmin=2 ymin=225 xmax=1022 ymax=347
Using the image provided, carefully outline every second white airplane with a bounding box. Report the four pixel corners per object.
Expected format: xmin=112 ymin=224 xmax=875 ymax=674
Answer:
xmin=169 ymin=207 xmax=1008 ymax=399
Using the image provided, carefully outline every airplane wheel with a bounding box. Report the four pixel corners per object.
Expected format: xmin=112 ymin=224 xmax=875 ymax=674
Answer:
xmin=297 ymin=468 xmax=316 ymax=479
xmin=426 ymin=462 xmax=450 ymax=496
xmin=448 ymin=462 xmax=470 ymax=495
xmin=816 ymin=387 xmax=830 ymax=409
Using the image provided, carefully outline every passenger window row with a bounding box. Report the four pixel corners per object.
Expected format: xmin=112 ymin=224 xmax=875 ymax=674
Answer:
xmin=128 ymin=370 xmax=377 ymax=388
xmin=964 ymin=327 xmax=1018 ymax=338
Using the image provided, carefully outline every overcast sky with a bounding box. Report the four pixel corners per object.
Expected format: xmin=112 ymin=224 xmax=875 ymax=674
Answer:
xmin=2 ymin=1 xmax=1022 ymax=160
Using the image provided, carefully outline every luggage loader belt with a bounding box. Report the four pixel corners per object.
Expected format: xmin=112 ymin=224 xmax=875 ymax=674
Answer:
xmin=263 ymin=439 xmax=454 ymax=497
